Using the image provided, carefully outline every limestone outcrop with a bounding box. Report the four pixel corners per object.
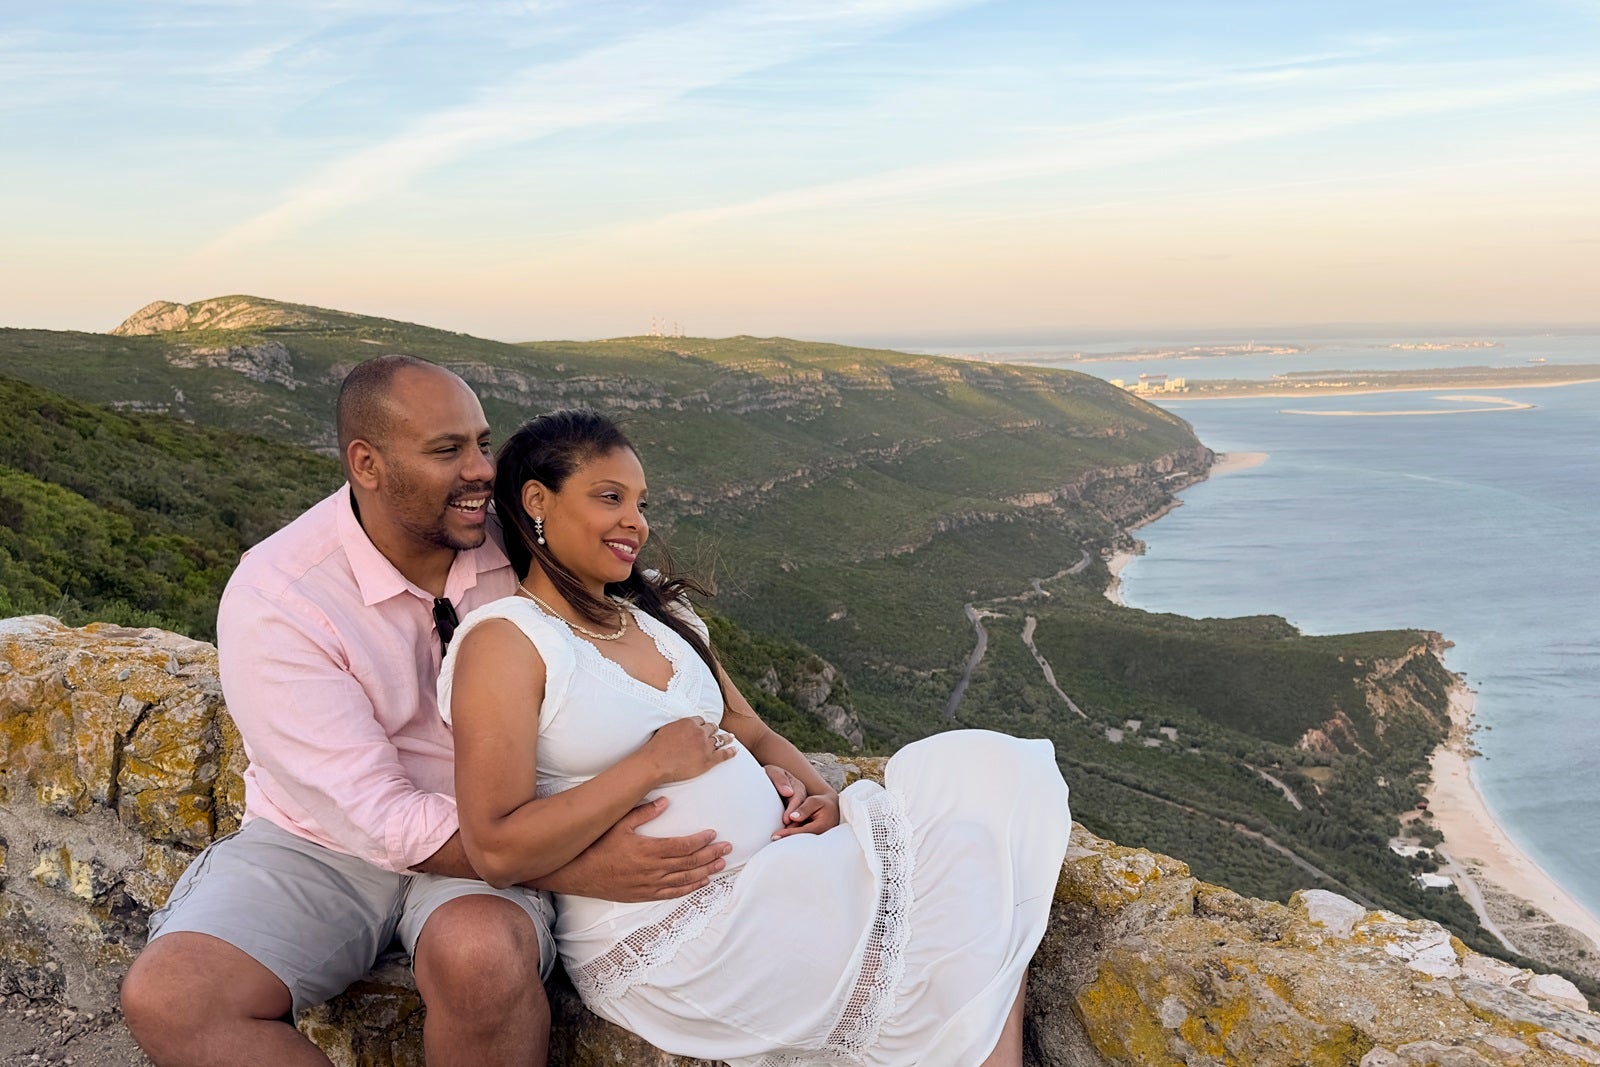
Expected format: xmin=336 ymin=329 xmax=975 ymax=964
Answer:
xmin=2 ymin=616 xmax=1597 ymax=1066
xmin=110 ymin=296 xmax=348 ymax=336
xmin=755 ymin=659 xmax=864 ymax=750
xmin=167 ymin=340 xmax=301 ymax=390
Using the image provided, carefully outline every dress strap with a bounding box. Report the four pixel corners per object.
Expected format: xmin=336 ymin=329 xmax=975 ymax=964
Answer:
xmin=437 ymin=596 xmax=577 ymax=731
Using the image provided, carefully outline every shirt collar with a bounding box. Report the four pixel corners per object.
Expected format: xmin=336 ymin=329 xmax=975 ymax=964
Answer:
xmin=335 ymin=486 xmax=510 ymax=608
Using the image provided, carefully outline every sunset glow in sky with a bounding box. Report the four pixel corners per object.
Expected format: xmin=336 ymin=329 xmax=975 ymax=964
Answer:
xmin=5 ymin=1 xmax=1599 ymax=341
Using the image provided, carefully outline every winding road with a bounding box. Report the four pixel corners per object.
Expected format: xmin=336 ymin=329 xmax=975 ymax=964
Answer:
xmin=1020 ymin=616 xmax=1088 ymax=719
xmin=1109 ymin=776 xmax=1377 ymax=908
xmin=940 ymin=549 xmax=1378 ymax=906
xmin=1435 ymin=846 xmax=1521 ymax=954
xmin=945 ymin=550 xmax=1091 ymax=719
xmin=1246 ymin=764 xmax=1305 ymax=811
xmin=943 ymin=603 xmax=990 ymax=719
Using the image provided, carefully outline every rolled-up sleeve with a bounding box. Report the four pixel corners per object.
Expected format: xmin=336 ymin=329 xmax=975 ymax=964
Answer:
xmin=218 ymin=583 xmax=458 ymax=872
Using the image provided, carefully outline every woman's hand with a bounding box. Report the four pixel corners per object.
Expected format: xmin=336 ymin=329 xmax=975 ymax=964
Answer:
xmin=644 ymin=716 xmax=737 ymax=785
xmin=766 ymin=765 xmax=840 ymax=838
xmin=765 ymin=765 xmax=806 ymax=819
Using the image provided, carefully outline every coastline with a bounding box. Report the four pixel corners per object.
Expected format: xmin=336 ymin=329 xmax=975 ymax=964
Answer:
xmin=1423 ymin=685 xmax=1600 ymax=964
xmin=1152 ymin=376 xmax=1600 ymax=403
xmin=1104 ymin=551 xmax=1133 ymax=607
xmin=1103 ymin=451 xmax=1267 ymax=607
xmin=1103 ymin=445 xmax=1600 ymax=984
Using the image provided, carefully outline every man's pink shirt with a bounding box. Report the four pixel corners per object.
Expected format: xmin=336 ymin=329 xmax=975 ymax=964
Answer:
xmin=216 ymin=486 xmax=516 ymax=872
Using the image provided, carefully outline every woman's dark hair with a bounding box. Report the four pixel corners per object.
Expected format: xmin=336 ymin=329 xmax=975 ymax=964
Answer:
xmin=494 ymin=408 xmax=725 ymax=705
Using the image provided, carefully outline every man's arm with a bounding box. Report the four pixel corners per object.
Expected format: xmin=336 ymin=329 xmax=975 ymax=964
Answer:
xmin=523 ymin=798 xmax=731 ymax=902
xmin=411 ymin=801 xmax=732 ymax=899
xmin=410 ymin=832 xmax=479 ymax=879
xmin=219 ymin=583 xmax=458 ymax=873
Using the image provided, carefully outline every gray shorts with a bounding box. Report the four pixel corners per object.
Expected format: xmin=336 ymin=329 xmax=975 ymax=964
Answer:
xmin=148 ymin=818 xmax=556 ymax=1016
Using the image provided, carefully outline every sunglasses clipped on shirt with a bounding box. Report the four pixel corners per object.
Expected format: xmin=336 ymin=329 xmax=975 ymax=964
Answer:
xmin=433 ymin=597 xmax=459 ymax=649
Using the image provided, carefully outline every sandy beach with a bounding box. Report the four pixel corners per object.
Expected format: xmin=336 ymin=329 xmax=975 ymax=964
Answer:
xmin=1207 ymin=450 xmax=1269 ymax=475
xmin=1104 ymin=550 xmax=1134 ymax=606
xmin=1281 ymin=394 xmax=1535 ymax=417
xmin=1109 ymin=445 xmax=1600 ymax=976
xmin=1104 ymin=452 xmax=1267 ymax=607
xmin=1423 ymin=685 xmax=1600 ymax=964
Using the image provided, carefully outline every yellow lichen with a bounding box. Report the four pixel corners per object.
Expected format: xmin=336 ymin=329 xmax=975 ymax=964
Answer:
xmin=1076 ymin=961 xmax=1186 ymax=1066
xmin=29 ymin=846 xmax=99 ymax=901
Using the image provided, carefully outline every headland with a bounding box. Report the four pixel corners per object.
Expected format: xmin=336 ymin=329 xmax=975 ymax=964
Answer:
xmin=1109 ymin=439 xmax=1600 ymax=993
xmin=1159 ymin=364 xmax=1600 ymax=401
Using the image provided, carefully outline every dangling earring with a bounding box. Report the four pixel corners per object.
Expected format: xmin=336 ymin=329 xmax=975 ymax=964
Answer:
xmin=534 ymin=516 xmax=546 ymax=545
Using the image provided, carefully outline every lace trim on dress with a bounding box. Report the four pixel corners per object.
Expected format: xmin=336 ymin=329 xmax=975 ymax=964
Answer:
xmin=751 ymin=786 xmax=917 ymax=1067
xmin=568 ymin=873 xmax=739 ymax=1002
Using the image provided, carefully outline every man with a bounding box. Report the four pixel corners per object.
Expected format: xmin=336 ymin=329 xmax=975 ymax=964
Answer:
xmin=121 ymin=355 xmax=730 ymax=1067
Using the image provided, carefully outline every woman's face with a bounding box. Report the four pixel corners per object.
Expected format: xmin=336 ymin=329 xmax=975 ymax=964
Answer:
xmin=531 ymin=446 xmax=649 ymax=591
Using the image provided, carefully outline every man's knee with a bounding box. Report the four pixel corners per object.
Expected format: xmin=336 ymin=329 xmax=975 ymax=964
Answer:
xmin=414 ymin=896 xmax=545 ymax=1013
xmin=123 ymin=933 xmax=292 ymax=1043
xmin=121 ymin=946 xmax=171 ymax=1039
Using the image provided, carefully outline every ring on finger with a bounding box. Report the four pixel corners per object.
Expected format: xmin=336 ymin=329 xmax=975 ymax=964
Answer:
xmin=712 ymin=731 xmax=729 ymax=749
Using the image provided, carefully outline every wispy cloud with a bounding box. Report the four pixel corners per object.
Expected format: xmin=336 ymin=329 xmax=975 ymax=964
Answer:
xmin=623 ymin=67 xmax=1600 ymax=232
xmin=199 ymin=0 xmax=978 ymax=253
xmin=0 ymin=12 xmax=349 ymax=114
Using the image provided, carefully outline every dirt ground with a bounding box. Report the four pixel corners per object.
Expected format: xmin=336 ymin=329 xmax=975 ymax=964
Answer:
xmin=0 ymin=993 xmax=150 ymax=1067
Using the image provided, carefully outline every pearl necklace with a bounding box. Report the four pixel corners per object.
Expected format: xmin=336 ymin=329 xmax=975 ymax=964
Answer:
xmin=519 ymin=583 xmax=630 ymax=641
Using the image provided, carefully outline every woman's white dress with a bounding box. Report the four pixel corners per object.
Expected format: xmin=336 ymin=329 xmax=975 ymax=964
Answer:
xmin=439 ymin=596 xmax=1070 ymax=1067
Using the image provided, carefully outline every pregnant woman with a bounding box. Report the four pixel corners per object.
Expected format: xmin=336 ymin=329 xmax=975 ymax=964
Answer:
xmin=441 ymin=410 xmax=1071 ymax=1066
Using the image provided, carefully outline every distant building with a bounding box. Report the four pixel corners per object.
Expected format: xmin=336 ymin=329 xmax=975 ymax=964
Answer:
xmin=1122 ymin=374 xmax=1188 ymax=395
xmin=1416 ymin=873 xmax=1454 ymax=891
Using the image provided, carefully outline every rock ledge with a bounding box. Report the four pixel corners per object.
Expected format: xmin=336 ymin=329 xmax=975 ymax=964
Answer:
xmin=3 ymin=617 xmax=1597 ymax=1065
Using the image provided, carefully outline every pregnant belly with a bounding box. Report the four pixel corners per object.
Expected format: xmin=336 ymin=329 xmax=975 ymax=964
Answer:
xmin=640 ymin=746 xmax=786 ymax=869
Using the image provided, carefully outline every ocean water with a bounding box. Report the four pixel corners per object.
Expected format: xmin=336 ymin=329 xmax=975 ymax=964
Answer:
xmin=918 ymin=331 xmax=1600 ymax=383
xmin=1107 ymin=380 xmax=1600 ymax=920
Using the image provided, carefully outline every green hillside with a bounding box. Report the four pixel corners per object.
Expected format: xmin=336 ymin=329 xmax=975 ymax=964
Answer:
xmin=0 ymin=376 xmax=339 ymax=634
xmin=3 ymin=296 xmax=1555 ymax=986
xmin=0 ymin=298 xmax=1206 ymax=743
xmin=0 ymin=373 xmax=860 ymax=750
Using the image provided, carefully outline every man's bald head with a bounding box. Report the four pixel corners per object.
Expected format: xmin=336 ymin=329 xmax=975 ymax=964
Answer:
xmin=336 ymin=355 xmax=451 ymax=477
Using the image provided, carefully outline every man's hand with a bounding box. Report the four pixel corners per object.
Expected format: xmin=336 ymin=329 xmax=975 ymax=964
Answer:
xmin=531 ymin=798 xmax=731 ymax=902
xmin=766 ymin=764 xmax=841 ymax=839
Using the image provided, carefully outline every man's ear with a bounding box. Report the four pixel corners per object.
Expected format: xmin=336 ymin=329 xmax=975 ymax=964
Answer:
xmin=347 ymin=439 xmax=382 ymax=490
xmin=520 ymin=479 xmax=550 ymax=519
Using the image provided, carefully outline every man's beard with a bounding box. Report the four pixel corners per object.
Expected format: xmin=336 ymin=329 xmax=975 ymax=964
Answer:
xmin=403 ymin=512 xmax=487 ymax=552
xmin=388 ymin=463 xmax=492 ymax=552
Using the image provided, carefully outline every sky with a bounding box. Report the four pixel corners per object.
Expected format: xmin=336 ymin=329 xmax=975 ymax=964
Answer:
xmin=3 ymin=0 xmax=1598 ymax=343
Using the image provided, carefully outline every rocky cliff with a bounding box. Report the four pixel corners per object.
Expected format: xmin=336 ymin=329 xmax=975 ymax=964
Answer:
xmin=3 ymin=615 xmax=1596 ymax=1066
xmin=110 ymin=297 xmax=366 ymax=336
